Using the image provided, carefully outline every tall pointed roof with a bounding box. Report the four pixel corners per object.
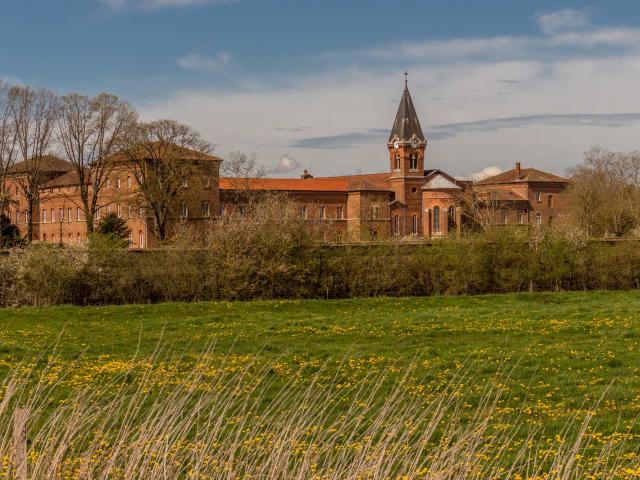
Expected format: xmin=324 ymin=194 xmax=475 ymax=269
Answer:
xmin=388 ymin=78 xmax=425 ymax=143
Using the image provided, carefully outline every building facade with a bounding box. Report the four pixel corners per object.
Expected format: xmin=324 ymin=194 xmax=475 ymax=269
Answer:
xmin=4 ymin=152 xmax=221 ymax=247
xmin=2 ymin=82 xmax=570 ymax=246
xmin=220 ymin=81 xmax=570 ymax=241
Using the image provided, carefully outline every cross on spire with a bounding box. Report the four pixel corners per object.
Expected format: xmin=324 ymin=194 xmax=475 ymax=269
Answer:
xmin=404 ymin=70 xmax=408 ymax=88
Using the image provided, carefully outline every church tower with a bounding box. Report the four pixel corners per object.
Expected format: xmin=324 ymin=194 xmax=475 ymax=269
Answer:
xmin=387 ymin=75 xmax=427 ymax=236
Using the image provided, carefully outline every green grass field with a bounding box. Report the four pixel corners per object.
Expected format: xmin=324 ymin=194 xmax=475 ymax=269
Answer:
xmin=1 ymin=291 xmax=640 ymax=477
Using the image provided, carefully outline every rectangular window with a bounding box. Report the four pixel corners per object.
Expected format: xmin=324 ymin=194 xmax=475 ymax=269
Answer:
xmin=67 ymin=208 xmax=72 ymax=222
xmin=59 ymin=208 xmax=64 ymax=222
xmin=535 ymin=192 xmax=542 ymax=203
xmin=51 ymin=209 xmax=55 ymax=223
xmin=372 ymin=206 xmax=379 ymax=219
xmin=204 ymin=176 xmax=211 ymax=189
xmin=412 ymin=215 xmax=418 ymax=235
xmin=300 ymin=205 xmax=307 ymax=219
xmin=43 ymin=210 xmax=47 ymax=223
xmin=181 ymin=201 xmax=188 ymax=219
xmin=77 ymin=208 xmax=81 ymax=221
xmin=548 ymin=195 xmax=554 ymax=207
xmin=127 ymin=176 xmax=132 ymax=189
xmin=128 ymin=205 xmax=133 ymax=218
xmin=116 ymin=177 xmax=121 ymax=189
xmin=501 ymin=211 xmax=508 ymax=224
xmin=535 ymin=212 xmax=542 ymax=224
xmin=201 ymin=201 xmax=210 ymax=218
xmin=117 ymin=204 xmax=122 ymax=218
xmin=319 ymin=205 xmax=325 ymax=220
xmin=220 ymin=204 xmax=225 ymax=217
xmin=336 ymin=205 xmax=343 ymax=220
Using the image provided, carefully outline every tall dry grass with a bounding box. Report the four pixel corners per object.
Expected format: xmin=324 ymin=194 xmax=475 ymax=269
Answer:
xmin=0 ymin=351 xmax=637 ymax=479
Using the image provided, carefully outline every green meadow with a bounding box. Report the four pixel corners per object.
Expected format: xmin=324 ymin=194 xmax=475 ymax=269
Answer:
xmin=1 ymin=291 xmax=640 ymax=477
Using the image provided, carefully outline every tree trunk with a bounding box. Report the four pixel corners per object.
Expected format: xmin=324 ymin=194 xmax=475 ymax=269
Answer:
xmin=26 ymin=199 xmax=34 ymax=243
xmin=85 ymin=209 xmax=94 ymax=235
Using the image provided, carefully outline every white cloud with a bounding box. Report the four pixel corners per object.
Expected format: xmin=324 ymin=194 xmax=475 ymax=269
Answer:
xmin=268 ymin=155 xmax=301 ymax=174
xmin=177 ymin=52 xmax=231 ymax=72
xmin=537 ymin=9 xmax=590 ymax=35
xmin=551 ymin=28 xmax=640 ymax=47
xmin=467 ymin=166 xmax=503 ymax=182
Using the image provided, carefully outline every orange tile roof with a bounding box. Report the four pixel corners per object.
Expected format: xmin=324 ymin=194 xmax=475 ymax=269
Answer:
xmin=476 ymin=189 xmax=528 ymax=201
xmin=8 ymin=155 xmax=73 ymax=175
xmin=476 ymin=167 xmax=569 ymax=185
xmin=42 ymin=171 xmax=83 ymax=189
xmin=220 ymin=173 xmax=391 ymax=192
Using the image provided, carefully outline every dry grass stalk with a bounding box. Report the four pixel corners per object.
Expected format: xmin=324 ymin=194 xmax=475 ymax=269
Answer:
xmin=0 ymin=352 xmax=637 ymax=479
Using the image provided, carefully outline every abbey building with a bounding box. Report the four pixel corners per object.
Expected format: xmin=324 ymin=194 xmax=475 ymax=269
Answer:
xmin=220 ymin=81 xmax=570 ymax=241
xmin=3 ymin=82 xmax=570 ymax=246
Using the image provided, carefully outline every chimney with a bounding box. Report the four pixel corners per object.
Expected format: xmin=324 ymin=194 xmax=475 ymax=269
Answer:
xmin=515 ymin=162 xmax=521 ymax=177
xmin=300 ymin=169 xmax=313 ymax=179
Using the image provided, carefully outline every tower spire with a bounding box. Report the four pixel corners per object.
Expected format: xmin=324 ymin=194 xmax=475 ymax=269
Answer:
xmin=388 ymin=74 xmax=425 ymax=143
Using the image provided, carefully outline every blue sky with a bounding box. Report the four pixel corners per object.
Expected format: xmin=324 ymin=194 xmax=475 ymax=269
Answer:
xmin=3 ymin=0 xmax=640 ymax=177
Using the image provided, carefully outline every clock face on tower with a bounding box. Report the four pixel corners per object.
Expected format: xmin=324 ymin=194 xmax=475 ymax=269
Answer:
xmin=411 ymin=138 xmax=419 ymax=148
xmin=393 ymin=140 xmax=400 ymax=150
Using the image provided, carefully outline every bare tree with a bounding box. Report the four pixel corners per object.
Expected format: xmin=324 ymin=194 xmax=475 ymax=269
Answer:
xmin=221 ymin=151 xmax=265 ymax=205
xmin=57 ymin=92 xmax=137 ymax=234
xmin=0 ymin=82 xmax=18 ymax=212
xmin=8 ymin=86 xmax=59 ymax=242
xmin=121 ymin=119 xmax=214 ymax=242
xmin=453 ymin=189 xmax=504 ymax=232
xmin=568 ymin=146 xmax=640 ymax=237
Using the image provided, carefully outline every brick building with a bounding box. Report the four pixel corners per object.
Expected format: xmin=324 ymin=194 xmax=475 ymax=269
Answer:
xmin=2 ymin=81 xmax=570 ymax=246
xmin=220 ymin=80 xmax=570 ymax=241
xmin=4 ymin=150 xmax=221 ymax=247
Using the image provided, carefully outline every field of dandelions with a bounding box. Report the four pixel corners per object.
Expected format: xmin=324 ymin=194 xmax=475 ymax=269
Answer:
xmin=1 ymin=291 xmax=640 ymax=479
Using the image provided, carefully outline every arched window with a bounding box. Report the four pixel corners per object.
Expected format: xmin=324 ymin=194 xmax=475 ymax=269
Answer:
xmin=393 ymin=215 xmax=400 ymax=236
xmin=42 ymin=233 xmax=47 ymax=242
xmin=139 ymin=230 xmax=145 ymax=248
xmin=410 ymin=154 xmax=418 ymax=170
xmin=433 ymin=206 xmax=440 ymax=233
xmin=412 ymin=215 xmax=418 ymax=235
xmin=448 ymin=206 xmax=456 ymax=231
xmin=394 ymin=154 xmax=401 ymax=170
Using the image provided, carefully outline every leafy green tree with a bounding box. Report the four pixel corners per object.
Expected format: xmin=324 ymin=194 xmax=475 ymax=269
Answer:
xmin=0 ymin=213 xmax=22 ymax=247
xmin=96 ymin=212 xmax=131 ymax=241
